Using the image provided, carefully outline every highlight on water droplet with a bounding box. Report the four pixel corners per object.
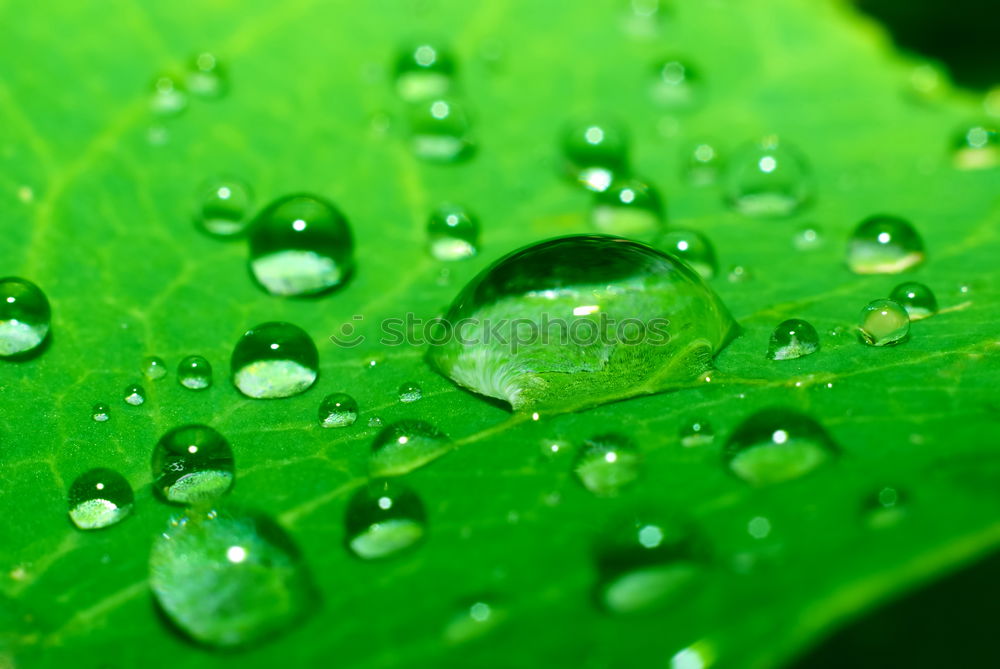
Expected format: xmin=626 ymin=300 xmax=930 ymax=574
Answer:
xmin=367 ymin=416 xmax=384 ymax=427
xmin=573 ymin=434 xmax=641 ymax=496
xmin=187 ymin=52 xmax=227 ymax=99
xmin=724 ymin=408 xmax=838 ymax=485
xmin=409 ymin=98 xmax=474 ymax=163
xmin=561 ymin=120 xmax=629 ymax=192
xmin=889 ymin=281 xmax=937 ymax=320
xmin=152 ymin=424 xmax=235 ymax=504
xmin=369 ymin=420 xmax=451 ymax=477
xmin=793 ymin=225 xmax=823 ymax=250
xmin=123 ymin=383 xmax=146 ymax=406
xmin=345 ymin=479 xmax=427 ymax=560
xmin=178 ymin=355 xmax=213 ymax=390
xmin=143 ymin=356 xmax=167 ymax=380
xmin=847 ymin=215 xmax=925 ymax=274
xmin=723 ymin=136 xmax=811 ymax=217
xmin=858 ymin=299 xmax=909 ymax=347
xmin=591 ymin=177 xmax=664 ymax=236
xmin=231 ymin=322 xmax=319 ymax=399
xmin=0 ymin=277 xmax=51 ymax=359
xmin=650 ymin=58 xmax=701 ymax=110
xmin=149 ymin=507 xmax=312 ymax=647
xmin=679 ymin=418 xmax=714 ymax=448
xmin=685 ymin=140 xmax=723 ymax=186
xmin=766 ymin=318 xmax=819 ymax=361
xmin=443 ymin=597 xmax=506 ymax=645
xmin=68 ymin=468 xmax=134 ymax=530
xmin=428 ymin=203 xmax=479 ymax=261
xmin=398 ymin=382 xmax=423 ymax=403
xmin=427 ymin=235 xmax=736 ymax=413
xmin=195 ymin=177 xmax=253 ymax=237
xmin=150 ymin=74 xmax=187 ymax=116
xmin=92 ymin=402 xmax=110 ymax=423
xmin=318 ymin=393 xmax=358 ymax=428
xmin=248 ymin=194 xmax=354 ymax=297
xmin=659 ymin=229 xmax=717 ymax=279
xmin=865 ymin=485 xmax=908 ymax=529
xmin=952 ymin=122 xmax=999 ymax=170
xmin=394 ymin=43 xmax=456 ymax=102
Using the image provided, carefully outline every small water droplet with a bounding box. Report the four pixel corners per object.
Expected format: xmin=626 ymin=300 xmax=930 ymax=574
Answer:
xmin=724 ymin=408 xmax=838 ymax=485
xmin=562 ymin=121 xmax=629 ymax=191
xmin=68 ymin=468 xmax=133 ymax=530
xmin=650 ymin=58 xmax=701 ymax=110
xmin=685 ymin=141 xmax=723 ymax=186
xmin=149 ymin=507 xmax=311 ymax=647
xmin=889 ymin=281 xmax=938 ymax=320
xmin=150 ymin=74 xmax=187 ymax=116
xmin=847 ymin=215 xmax=925 ymax=274
xmin=573 ymin=434 xmax=640 ymax=496
xmin=766 ymin=318 xmax=820 ymax=361
xmin=408 ymin=98 xmax=474 ymax=162
xmin=793 ymin=225 xmax=823 ymax=250
xmin=865 ymin=486 xmax=908 ymax=528
xmin=369 ymin=420 xmax=451 ymax=477
xmin=142 ymin=356 xmax=167 ymax=380
xmin=248 ymin=194 xmax=354 ymax=296
xmin=398 ymin=381 xmax=423 ymax=403
xmin=91 ymin=402 xmax=110 ymax=422
xmin=152 ymin=424 xmax=235 ymax=504
xmin=345 ymin=479 xmax=426 ymax=559
xmin=540 ymin=437 xmax=573 ymax=460
xmin=859 ymin=299 xmax=910 ymax=347
xmin=367 ymin=416 xmax=384 ymax=427
xmin=394 ymin=43 xmax=455 ymax=102
xmin=952 ymin=122 xmax=999 ymax=170
xmin=679 ymin=418 xmax=714 ymax=447
xmin=196 ymin=177 xmax=253 ymax=237
xmin=443 ymin=597 xmax=505 ymax=644
xmin=231 ymin=322 xmax=319 ymax=398
xmin=428 ymin=203 xmax=479 ymax=260
xmin=123 ymin=383 xmax=146 ymax=406
xmin=724 ymin=136 xmax=811 ymax=217
xmin=659 ymin=229 xmax=717 ymax=279
xmin=187 ymin=52 xmax=227 ymax=99
xmin=727 ymin=265 xmax=752 ymax=283
xmin=178 ymin=355 xmax=213 ymax=390
xmin=318 ymin=393 xmax=358 ymax=428
xmin=747 ymin=516 xmax=772 ymax=539
xmin=591 ymin=177 xmax=664 ymax=236
xmin=0 ymin=277 xmax=50 ymax=359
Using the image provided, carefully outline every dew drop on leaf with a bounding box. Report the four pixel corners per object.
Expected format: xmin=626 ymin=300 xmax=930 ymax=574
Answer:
xmin=142 ymin=355 xmax=167 ymax=380
xmin=367 ymin=416 xmax=384 ymax=428
xmin=149 ymin=507 xmax=311 ymax=647
xmin=591 ymin=177 xmax=664 ymax=236
xmin=318 ymin=392 xmax=358 ymax=428
xmin=858 ymin=298 xmax=910 ymax=347
xmin=766 ymin=318 xmax=820 ymax=361
xmin=724 ymin=408 xmax=838 ymax=485
xmin=846 ymin=214 xmax=925 ymax=274
xmin=177 ymin=354 xmax=213 ymax=390
xmin=195 ymin=177 xmax=252 ymax=237
xmin=152 ymin=424 xmax=235 ymax=504
xmin=540 ymin=437 xmax=573 ymax=460
xmin=394 ymin=43 xmax=456 ymax=102
xmin=793 ymin=225 xmax=823 ymax=250
xmin=398 ymin=381 xmax=423 ymax=403
xmin=91 ymin=402 xmax=110 ymax=423
xmin=573 ymin=434 xmax=641 ymax=496
xmin=865 ymin=485 xmax=908 ymax=529
xmin=649 ymin=58 xmax=701 ymax=110
xmin=186 ymin=52 xmax=227 ymax=99
xmin=561 ymin=120 xmax=629 ymax=192
xmin=428 ymin=235 xmax=736 ymax=412
xmin=68 ymin=468 xmax=133 ymax=530
xmin=952 ymin=122 xmax=999 ymax=170
xmin=428 ymin=203 xmax=479 ymax=261
xmin=889 ymin=281 xmax=938 ymax=321
xmin=679 ymin=418 xmax=714 ymax=448
xmin=727 ymin=264 xmax=752 ymax=283
xmin=659 ymin=229 xmax=717 ymax=279
xmin=408 ymin=98 xmax=474 ymax=163
xmin=443 ymin=598 xmax=505 ymax=645
xmin=149 ymin=74 xmax=187 ymax=116
xmin=248 ymin=194 xmax=354 ymax=297
xmin=123 ymin=383 xmax=145 ymax=406
xmin=0 ymin=277 xmax=50 ymax=359
xmin=723 ymin=136 xmax=811 ymax=217
xmin=369 ymin=419 xmax=451 ymax=477
xmin=345 ymin=479 xmax=427 ymax=560
xmin=231 ymin=321 xmax=319 ymax=399
xmin=685 ymin=140 xmax=722 ymax=186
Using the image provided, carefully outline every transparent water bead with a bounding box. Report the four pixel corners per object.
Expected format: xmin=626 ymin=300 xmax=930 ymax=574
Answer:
xmin=766 ymin=318 xmax=820 ymax=361
xmin=724 ymin=136 xmax=811 ymax=217
xmin=231 ymin=321 xmax=319 ymax=399
xmin=178 ymin=354 xmax=213 ymax=390
xmin=143 ymin=355 xmax=167 ymax=380
xmin=724 ymin=408 xmax=838 ymax=485
xmin=0 ymin=277 xmax=51 ymax=358
xmin=889 ymin=281 xmax=938 ymax=320
xmin=659 ymin=229 xmax=717 ymax=279
xmin=91 ymin=402 xmax=110 ymax=422
xmin=195 ymin=177 xmax=253 ymax=237
xmin=952 ymin=122 xmax=999 ymax=170
xmin=865 ymin=486 xmax=908 ymax=529
xmin=187 ymin=52 xmax=227 ymax=99
xmin=150 ymin=74 xmax=187 ymax=116
xmin=345 ymin=479 xmax=427 ymax=560
xmin=248 ymin=193 xmax=354 ymax=297
xmin=398 ymin=381 xmax=423 ymax=403
xmin=679 ymin=418 xmax=714 ymax=447
xmin=369 ymin=420 xmax=451 ymax=477
xmin=562 ymin=120 xmax=629 ymax=192
xmin=847 ymin=215 xmax=925 ymax=274
xmin=68 ymin=468 xmax=134 ymax=530
xmin=394 ymin=43 xmax=456 ymax=102
xmin=573 ymin=434 xmax=641 ymax=496
xmin=443 ymin=598 xmax=506 ymax=645
xmin=650 ymin=58 xmax=701 ymax=110
xmin=858 ymin=299 xmax=910 ymax=347
xmin=149 ymin=507 xmax=311 ymax=647
xmin=428 ymin=203 xmax=479 ymax=261
xmin=685 ymin=141 xmax=723 ymax=186
xmin=591 ymin=177 xmax=664 ymax=236
xmin=596 ymin=516 xmax=705 ymax=614
xmin=409 ymin=98 xmax=474 ymax=163
xmin=152 ymin=424 xmax=235 ymax=504
xmin=318 ymin=393 xmax=358 ymax=428
xmin=427 ymin=235 xmax=737 ymax=413
xmin=123 ymin=383 xmax=146 ymax=406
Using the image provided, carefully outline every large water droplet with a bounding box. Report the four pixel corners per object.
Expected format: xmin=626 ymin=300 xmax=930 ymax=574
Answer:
xmin=596 ymin=516 xmax=705 ymax=614
xmin=889 ymin=281 xmax=937 ymax=321
xmin=369 ymin=420 xmax=451 ymax=477
xmin=318 ymin=393 xmax=358 ymax=428
xmin=562 ymin=121 xmax=629 ymax=192
xmin=143 ymin=355 xmax=167 ymax=380
xmin=68 ymin=468 xmax=134 ymax=530
xmin=0 ymin=277 xmax=50 ymax=359
xmin=428 ymin=235 xmax=736 ymax=412
xmin=847 ymin=215 xmax=925 ymax=274
xmin=724 ymin=137 xmax=810 ymax=217
xmin=150 ymin=74 xmax=187 ymax=116
xmin=149 ymin=507 xmax=311 ymax=647
xmin=178 ymin=355 xmax=213 ymax=390
xmin=398 ymin=382 xmax=423 ymax=403
xmin=573 ymin=434 xmax=641 ymax=496
xmin=345 ymin=479 xmax=427 ymax=559
xmin=952 ymin=122 xmax=999 ymax=170
xmin=428 ymin=203 xmax=479 ymax=261
xmin=766 ymin=318 xmax=819 ymax=360
xmin=187 ymin=52 xmax=227 ymax=99
xmin=123 ymin=383 xmax=145 ymax=406
xmin=659 ymin=230 xmax=717 ymax=279
xmin=196 ymin=177 xmax=252 ymax=237
xmin=409 ymin=98 xmax=474 ymax=162
xmin=725 ymin=409 xmax=837 ymax=485
xmin=152 ymin=424 xmax=235 ymax=504
xmin=650 ymin=58 xmax=701 ymax=110
xmin=248 ymin=194 xmax=354 ymax=297
xmin=679 ymin=418 xmax=714 ymax=447
xmin=394 ymin=44 xmax=456 ymax=102
xmin=591 ymin=177 xmax=664 ymax=236
xmin=858 ymin=299 xmax=910 ymax=347
xmin=231 ymin=322 xmax=319 ymax=399
xmin=91 ymin=402 xmax=110 ymax=423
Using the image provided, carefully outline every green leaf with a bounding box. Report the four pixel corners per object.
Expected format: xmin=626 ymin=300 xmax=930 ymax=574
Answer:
xmin=1 ymin=0 xmax=998 ymax=667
